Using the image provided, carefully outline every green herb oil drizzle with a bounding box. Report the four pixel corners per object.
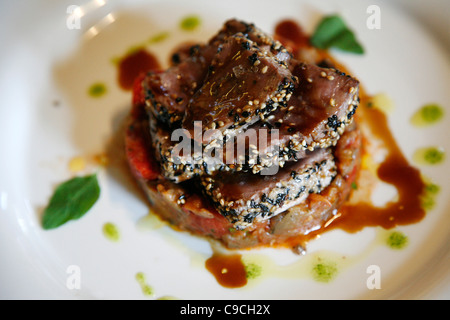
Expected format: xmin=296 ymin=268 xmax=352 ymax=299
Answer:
xmin=411 ymin=104 xmax=444 ymax=127
xmin=103 ymin=222 xmax=120 ymax=242
xmin=88 ymin=82 xmax=107 ymax=98
xmin=135 ymin=272 xmax=154 ymax=296
xmin=180 ymin=15 xmax=201 ymax=31
xmin=386 ymin=231 xmax=408 ymax=250
xmin=413 ymin=146 xmax=445 ymax=165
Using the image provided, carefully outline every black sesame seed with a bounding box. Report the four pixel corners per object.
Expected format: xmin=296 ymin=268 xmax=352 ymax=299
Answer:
xmin=262 ymin=122 xmax=273 ymax=129
xmin=248 ymin=52 xmax=258 ymax=65
xmin=241 ymin=41 xmax=251 ymax=50
xmin=146 ymin=89 xmax=155 ymax=99
xmin=316 ymin=59 xmax=334 ymax=69
xmin=171 ymin=53 xmax=181 ymax=64
xmin=327 ymin=114 xmax=341 ymax=130
xmin=295 ymin=186 xmax=306 ymax=198
xmin=244 ymin=213 xmax=255 ymax=223
xmin=243 ymin=22 xmax=254 ymax=34
xmin=259 ymin=204 xmax=269 ymax=213
xmin=347 ymin=109 xmax=355 ymax=119
xmin=189 ymin=45 xmax=200 ymax=56
xmin=275 ymin=192 xmax=287 ymax=205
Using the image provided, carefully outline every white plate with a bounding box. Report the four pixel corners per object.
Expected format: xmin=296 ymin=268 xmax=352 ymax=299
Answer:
xmin=1 ymin=0 xmax=449 ymax=300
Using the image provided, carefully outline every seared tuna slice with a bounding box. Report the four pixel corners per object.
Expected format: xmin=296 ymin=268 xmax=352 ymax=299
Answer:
xmin=210 ymin=19 xmax=292 ymax=65
xmin=148 ymin=116 xmax=205 ymax=183
xmin=182 ymin=33 xmax=296 ymax=145
xmin=146 ymin=19 xmax=292 ymax=129
xmin=284 ymin=61 xmax=360 ymax=150
xmin=149 ymin=113 xmax=237 ymax=183
xmin=144 ymin=44 xmax=217 ymax=128
xmin=229 ymin=61 xmax=360 ymax=173
xmin=201 ymin=148 xmax=336 ymax=229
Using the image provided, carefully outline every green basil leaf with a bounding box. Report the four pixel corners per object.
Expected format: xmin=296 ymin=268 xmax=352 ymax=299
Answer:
xmin=310 ymin=15 xmax=364 ymax=54
xmin=42 ymin=174 xmax=100 ymax=230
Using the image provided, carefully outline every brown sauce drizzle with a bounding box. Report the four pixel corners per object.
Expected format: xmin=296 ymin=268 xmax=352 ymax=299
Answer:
xmin=205 ymin=253 xmax=248 ymax=288
xmin=273 ymin=19 xmax=426 ymax=234
xmin=331 ymin=97 xmax=426 ymax=232
xmin=117 ymin=48 xmax=160 ymax=90
xmin=274 ymin=19 xmax=309 ymax=56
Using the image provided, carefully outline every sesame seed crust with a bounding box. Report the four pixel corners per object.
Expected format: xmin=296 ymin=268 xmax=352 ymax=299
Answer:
xmin=200 ymin=148 xmax=337 ymax=229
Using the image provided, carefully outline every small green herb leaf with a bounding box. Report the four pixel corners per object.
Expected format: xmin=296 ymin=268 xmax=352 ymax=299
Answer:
xmin=310 ymin=15 xmax=364 ymax=54
xmin=42 ymin=174 xmax=100 ymax=230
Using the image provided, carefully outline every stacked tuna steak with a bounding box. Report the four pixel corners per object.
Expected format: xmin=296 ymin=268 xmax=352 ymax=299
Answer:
xmin=126 ymin=19 xmax=362 ymax=250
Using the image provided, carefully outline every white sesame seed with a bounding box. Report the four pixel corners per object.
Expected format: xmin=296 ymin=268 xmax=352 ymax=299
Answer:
xmin=330 ymin=98 xmax=336 ymax=107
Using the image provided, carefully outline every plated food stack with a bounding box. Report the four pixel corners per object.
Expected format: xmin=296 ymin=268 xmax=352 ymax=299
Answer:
xmin=125 ymin=19 xmax=362 ymax=252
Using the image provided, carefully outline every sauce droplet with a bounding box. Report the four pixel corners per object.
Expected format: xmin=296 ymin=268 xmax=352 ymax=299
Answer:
xmin=366 ymin=93 xmax=394 ymax=114
xmin=386 ymin=231 xmax=408 ymax=250
xmin=205 ymin=253 xmax=247 ymax=288
xmin=413 ymin=146 xmax=445 ymax=165
xmin=88 ymin=82 xmax=107 ymax=98
xmin=244 ymin=262 xmax=262 ymax=280
xmin=311 ymin=258 xmax=338 ymax=283
xmin=274 ymin=19 xmax=310 ymax=55
xmin=180 ymin=15 xmax=201 ymax=31
xmin=149 ymin=31 xmax=170 ymax=44
xmin=135 ymin=272 xmax=154 ymax=296
xmin=103 ymin=222 xmax=120 ymax=242
xmin=421 ymin=181 xmax=440 ymax=211
xmin=68 ymin=156 xmax=86 ymax=173
xmin=117 ymin=48 xmax=160 ymax=90
xmin=411 ymin=103 xmax=444 ymax=127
